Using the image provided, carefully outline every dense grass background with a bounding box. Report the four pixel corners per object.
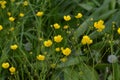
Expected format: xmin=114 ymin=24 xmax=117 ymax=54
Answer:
xmin=0 ymin=0 xmax=120 ymax=80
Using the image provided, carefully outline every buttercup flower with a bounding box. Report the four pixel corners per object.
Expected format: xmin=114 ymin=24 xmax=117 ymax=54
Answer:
xmin=19 ymin=13 xmax=24 ymax=17
xmin=64 ymin=15 xmax=71 ymax=21
xmin=0 ymin=1 xmax=7 ymax=9
xmin=36 ymin=11 xmax=44 ymax=17
xmin=54 ymin=35 xmax=63 ymax=43
xmin=2 ymin=62 xmax=10 ymax=69
xmin=62 ymin=48 xmax=71 ymax=56
xmin=63 ymin=25 xmax=69 ymax=29
xmin=44 ymin=40 xmax=52 ymax=47
xmin=36 ymin=54 xmax=45 ymax=61
xmin=60 ymin=57 xmax=68 ymax=62
xmin=94 ymin=20 xmax=105 ymax=32
xmin=7 ymin=12 xmax=11 ymax=16
xmin=53 ymin=23 xmax=60 ymax=29
xmin=9 ymin=67 xmax=16 ymax=74
xmin=9 ymin=17 xmax=15 ymax=22
xmin=75 ymin=13 xmax=83 ymax=18
xmin=55 ymin=47 xmax=60 ymax=52
xmin=0 ymin=25 xmax=3 ymax=31
xmin=23 ymin=1 xmax=28 ymax=6
xmin=117 ymin=28 xmax=120 ymax=34
xmin=81 ymin=35 xmax=93 ymax=45
xmin=10 ymin=44 xmax=18 ymax=50
xmin=9 ymin=27 xmax=14 ymax=31
xmin=107 ymin=55 xmax=117 ymax=63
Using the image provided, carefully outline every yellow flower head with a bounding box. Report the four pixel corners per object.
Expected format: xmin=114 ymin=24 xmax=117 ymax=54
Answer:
xmin=63 ymin=25 xmax=69 ymax=29
xmin=36 ymin=11 xmax=44 ymax=17
xmin=36 ymin=54 xmax=45 ymax=61
xmin=2 ymin=62 xmax=10 ymax=69
xmin=9 ymin=27 xmax=14 ymax=31
xmin=7 ymin=12 xmax=11 ymax=16
xmin=0 ymin=1 xmax=7 ymax=9
xmin=75 ymin=13 xmax=83 ymax=18
xmin=54 ymin=35 xmax=63 ymax=43
xmin=64 ymin=15 xmax=71 ymax=21
xmin=117 ymin=28 xmax=120 ymax=34
xmin=44 ymin=40 xmax=52 ymax=47
xmin=55 ymin=47 xmax=60 ymax=52
xmin=0 ymin=25 xmax=3 ymax=31
xmin=9 ymin=17 xmax=15 ymax=22
xmin=11 ymin=0 xmax=15 ymax=2
xmin=53 ymin=23 xmax=60 ymax=29
xmin=23 ymin=1 xmax=28 ymax=6
xmin=9 ymin=67 xmax=16 ymax=73
xmin=19 ymin=13 xmax=24 ymax=17
xmin=94 ymin=20 xmax=105 ymax=32
xmin=60 ymin=57 xmax=68 ymax=62
xmin=62 ymin=48 xmax=71 ymax=56
xmin=81 ymin=35 xmax=93 ymax=45
xmin=10 ymin=44 xmax=18 ymax=50
xmin=50 ymin=63 xmax=56 ymax=68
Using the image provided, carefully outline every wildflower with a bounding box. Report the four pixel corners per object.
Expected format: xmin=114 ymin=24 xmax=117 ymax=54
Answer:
xmin=7 ymin=12 xmax=11 ymax=16
xmin=9 ymin=17 xmax=15 ymax=22
xmin=54 ymin=35 xmax=63 ymax=43
xmin=36 ymin=11 xmax=44 ymax=17
xmin=0 ymin=1 xmax=7 ymax=9
xmin=36 ymin=54 xmax=45 ymax=61
xmin=53 ymin=23 xmax=60 ymax=29
xmin=11 ymin=0 xmax=15 ymax=2
xmin=63 ymin=25 xmax=69 ymax=29
xmin=107 ymin=55 xmax=117 ymax=63
xmin=60 ymin=57 xmax=67 ymax=62
xmin=2 ymin=62 xmax=10 ymax=69
xmin=9 ymin=66 xmax=16 ymax=74
xmin=19 ymin=13 xmax=24 ymax=17
xmin=75 ymin=13 xmax=82 ymax=18
xmin=23 ymin=1 xmax=28 ymax=6
xmin=94 ymin=20 xmax=105 ymax=32
xmin=10 ymin=44 xmax=18 ymax=50
xmin=50 ymin=63 xmax=56 ymax=68
xmin=64 ymin=15 xmax=71 ymax=21
xmin=9 ymin=27 xmax=14 ymax=31
xmin=44 ymin=40 xmax=52 ymax=47
xmin=0 ymin=25 xmax=3 ymax=31
xmin=55 ymin=47 xmax=60 ymax=52
xmin=62 ymin=48 xmax=71 ymax=56
xmin=117 ymin=28 xmax=120 ymax=34
xmin=81 ymin=35 xmax=93 ymax=45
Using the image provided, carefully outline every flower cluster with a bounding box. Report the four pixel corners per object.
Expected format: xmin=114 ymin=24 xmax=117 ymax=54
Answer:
xmin=81 ymin=35 xmax=93 ymax=45
xmin=0 ymin=0 xmax=7 ymax=9
xmin=94 ymin=20 xmax=105 ymax=32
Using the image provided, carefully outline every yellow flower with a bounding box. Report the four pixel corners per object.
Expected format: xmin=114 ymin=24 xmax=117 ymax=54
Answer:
xmin=36 ymin=54 xmax=45 ymax=61
xmin=54 ymin=35 xmax=63 ymax=43
xmin=7 ymin=12 xmax=11 ymax=16
xmin=62 ymin=48 xmax=71 ymax=56
xmin=44 ymin=40 xmax=52 ymax=47
xmin=9 ymin=67 xmax=16 ymax=73
xmin=53 ymin=23 xmax=60 ymax=29
xmin=75 ymin=13 xmax=83 ymax=18
xmin=63 ymin=25 xmax=69 ymax=29
xmin=94 ymin=20 xmax=105 ymax=32
xmin=117 ymin=28 xmax=120 ymax=34
xmin=23 ymin=1 xmax=28 ymax=6
xmin=0 ymin=1 xmax=7 ymax=9
xmin=60 ymin=57 xmax=67 ymax=62
xmin=19 ymin=13 xmax=24 ymax=17
xmin=9 ymin=17 xmax=15 ymax=22
xmin=64 ymin=15 xmax=71 ymax=21
xmin=81 ymin=35 xmax=93 ymax=45
xmin=50 ymin=63 xmax=56 ymax=68
xmin=9 ymin=27 xmax=14 ymax=31
xmin=10 ymin=44 xmax=18 ymax=50
xmin=2 ymin=62 xmax=10 ymax=69
xmin=55 ymin=47 xmax=60 ymax=52
xmin=0 ymin=25 xmax=3 ymax=31
xmin=11 ymin=0 xmax=15 ymax=2
xmin=36 ymin=11 xmax=44 ymax=17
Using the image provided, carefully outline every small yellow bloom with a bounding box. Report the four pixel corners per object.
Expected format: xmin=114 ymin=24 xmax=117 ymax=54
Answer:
xmin=23 ymin=1 xmax=28 ymax=6
xmin=11 ymin=0 xmax=15 ymax=2
xmin=0 ymin=1 xmax=7 ymax=9
xmin=36 ymin=11 xmax=44 ymax=17
xmin=44 ymin=40 xmax=52 ymax=47
xmin=10 ymin=44 xmax=18 ymax=50
xmin=2 ymin=62 xmax=10 ymax=69
xmin=64 ymin=15 xmax=71 ymax=21
xmin=94 ymin=20 xmax=105 ymax=32
xmin=9 ymin=27 xmax=14 ymax=31
xmin=9 ymin=67 xmax=16 ymax=73
xmin=54 ymin=35 xmax=63 ymax=43
xmin=9 ymin=17 xmax=15 ymax=22
xmin=60 ymin=57 xmax=67 ymax=62
xmin=117 ymin=28 xmax=120 ymax=34
xmin=19 ymin=13 xmax=24 ymax=17
xmin=7 ymin=12 xmax=11 ymax=16
xmin=55 ymin=47 xmax=60 ymax=52
xmin=50 ymin=63 xmax=56 ymax=68
xmin=53 ymin=23 xmax=60 ymax=29
xmin=0 ymin=25 xmax=3 ymax=31
xmin=62 ymin=48 xmax=71 ymax=56
xmin=75 ymin=13 xmax=82 ymax=18
xmin=36 ymin=54 xmax=45 ymax=61
xmin=63 ymin=25 xmax=69 ymax=29
xmin=81 ymin=35 xmax=93 ymax=45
